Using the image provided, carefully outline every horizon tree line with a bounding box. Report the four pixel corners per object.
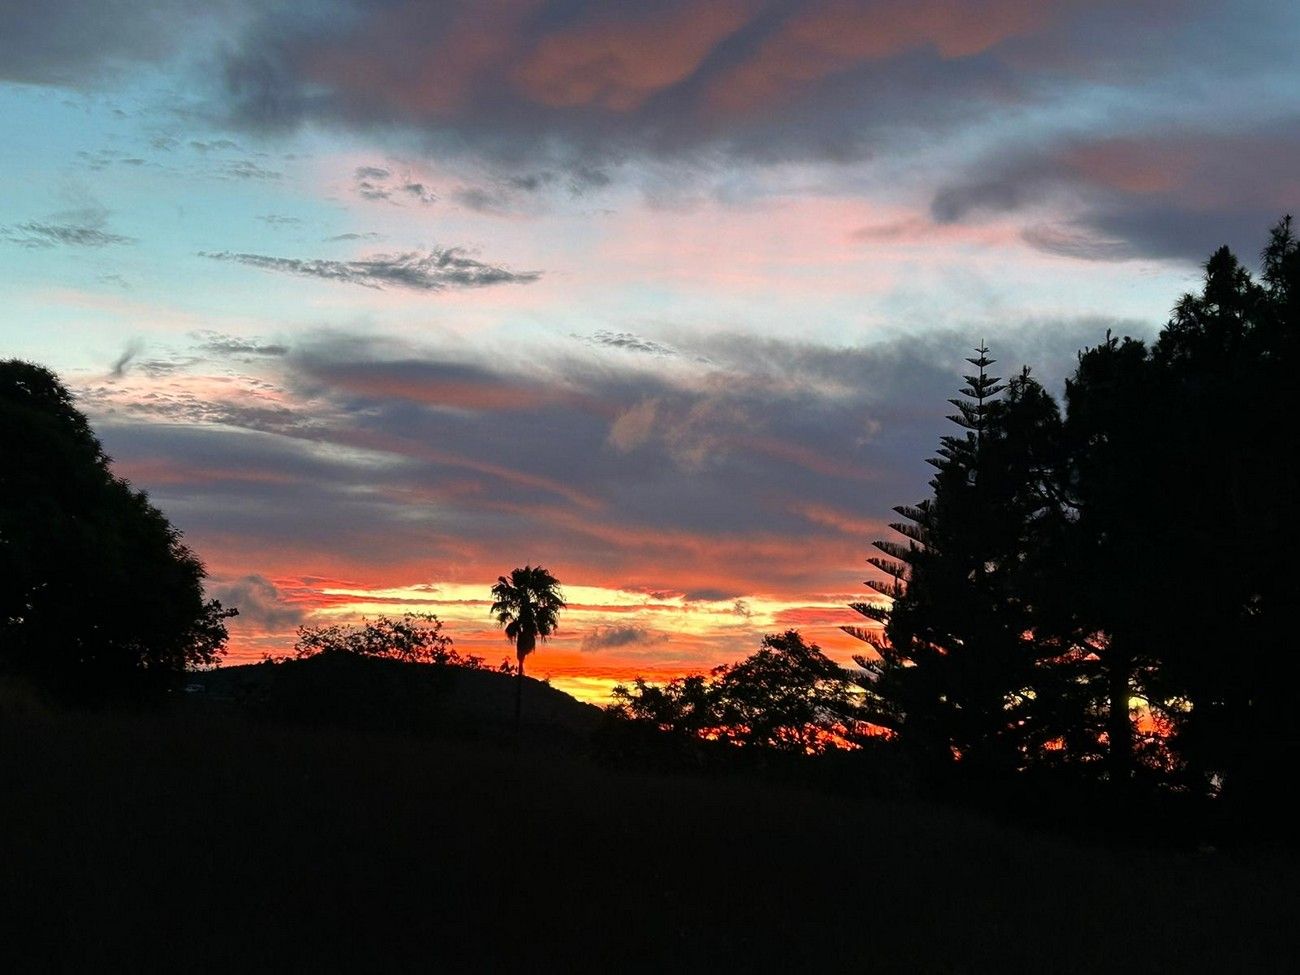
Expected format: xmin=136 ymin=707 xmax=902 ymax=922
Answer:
xmin=846 ymin=216 xmax=1300 ymax=807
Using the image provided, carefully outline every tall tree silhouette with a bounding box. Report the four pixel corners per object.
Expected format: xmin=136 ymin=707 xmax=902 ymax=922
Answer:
xmin=847 ymin=349 xmax=1067 ymax=772
xmin=490 ymin=565 xmax=565 ymax=725
xmin=0 ymin=360 xmax=233 ymax=690
xmin=1139 ymin=222 xmax=1300 ymax=806
xmin=1053 ymin=332 xmax=1170 ymax=784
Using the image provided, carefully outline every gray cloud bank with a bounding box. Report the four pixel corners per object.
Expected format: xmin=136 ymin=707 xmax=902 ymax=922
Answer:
xmin=84 ymin=320 xmax=1141 ymax=602
xmin=934 ymin=125 xmax=1300 ymax=262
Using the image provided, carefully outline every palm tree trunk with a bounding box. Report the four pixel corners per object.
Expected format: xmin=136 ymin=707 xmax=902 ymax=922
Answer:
xmin=515 ymin=653 xmax=524 ymax=732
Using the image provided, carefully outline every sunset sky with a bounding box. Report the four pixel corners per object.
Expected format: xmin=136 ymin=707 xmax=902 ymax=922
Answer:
xmin=3 ymin=0 xmax=1296 ymax=701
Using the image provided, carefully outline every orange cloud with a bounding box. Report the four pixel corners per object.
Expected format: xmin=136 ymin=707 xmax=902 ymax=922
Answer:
xmin=1059 ymin=140 xmax=1188 ymax=195
xmin=306 ymin=0 xmax=543 ymax=116
xmin=321 ymin=373 xmax=565 ymax=413
xmin=1057 ymin=135 xmax=1300 ymax=210
xmin=709 ymin=0 xmax=1051 ymax=112
xmin=515 ymin=0 xmax=758 ymax=111
xmin=114 ymin=457 xmax=300 ymax=488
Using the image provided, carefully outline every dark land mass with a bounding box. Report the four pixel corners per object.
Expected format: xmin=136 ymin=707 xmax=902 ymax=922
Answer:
xmin=1 ymin=659 xmax=1297 ymax=972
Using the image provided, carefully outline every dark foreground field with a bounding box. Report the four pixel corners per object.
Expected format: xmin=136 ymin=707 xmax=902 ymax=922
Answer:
xmin=2 ymin=673 xmax=1298 ymax=972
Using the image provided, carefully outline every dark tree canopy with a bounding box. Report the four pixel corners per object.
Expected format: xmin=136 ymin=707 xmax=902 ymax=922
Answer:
xmin=0 ymin=360 xmax=233 ymax=686
xmin=293 ymin=613 xmax=494 ymax=669
xmin=611 ymin=630 xmax=863 ymax=755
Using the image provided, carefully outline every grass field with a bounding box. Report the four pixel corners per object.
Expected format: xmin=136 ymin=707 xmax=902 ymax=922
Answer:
xmin=2 ymin=664 xmax=1297 ymax=972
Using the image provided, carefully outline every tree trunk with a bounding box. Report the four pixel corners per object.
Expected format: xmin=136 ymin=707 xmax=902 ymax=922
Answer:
xmin=1107 ymin=646 xmax=1132 ymax=787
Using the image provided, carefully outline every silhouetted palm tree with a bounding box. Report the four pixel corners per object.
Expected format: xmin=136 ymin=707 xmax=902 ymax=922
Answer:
xmin=490 ymin=565 xmax=565 ymax=725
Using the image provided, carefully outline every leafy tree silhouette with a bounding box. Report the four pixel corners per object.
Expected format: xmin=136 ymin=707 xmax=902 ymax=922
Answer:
xmin=0 ymin=360 xmax=233 ymax=692
xmin=294 ymin=612 xmax=486 ymax=666
xmin=610 ymin=629 xmax=863 ymax=755
xmin=490 ymin=564 xmax=565 ymax=725
xmin=1140 ymin=220 xmax=1300 ymax=806
xmin=1055 ymin=331 xmax=1166 ymax=784
xmin=709 ymin=630 xmax=862 ymax=753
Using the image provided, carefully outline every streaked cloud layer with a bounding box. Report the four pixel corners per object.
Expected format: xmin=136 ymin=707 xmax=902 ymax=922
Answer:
xmin=2 ymin=0 xmax=1296 ymax=698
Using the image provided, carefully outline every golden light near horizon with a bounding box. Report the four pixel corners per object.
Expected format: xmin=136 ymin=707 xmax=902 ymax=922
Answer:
xmin=230 ymin=581 xmax=874 ymax=704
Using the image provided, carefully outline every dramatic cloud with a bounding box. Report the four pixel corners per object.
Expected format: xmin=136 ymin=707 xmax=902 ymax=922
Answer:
xmin=214 ymin=0 xmax=1256 ymax=166
xmin=513 ymin=0 xmax=756 ymax=112
xmin=210 ymin=574 xmax=305 ymax=630
xmin=92 ymin=320 xmax=1129 ymax=581
xmin=703 ymin=0 xmax=1048 ymax=113
xmin=73 ymin=316 xmax=1154 ymax=688
xmin=581 ymin=624 xmax=668 ymax=652
xmin=8 ymin=0 xmax=1296 ymax=269
xmin=201 ymin=248 xmax=541 ymax=292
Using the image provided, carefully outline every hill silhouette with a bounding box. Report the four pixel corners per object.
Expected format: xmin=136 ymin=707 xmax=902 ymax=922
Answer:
xmin=183 ymin=653 xmax=602 ymax=743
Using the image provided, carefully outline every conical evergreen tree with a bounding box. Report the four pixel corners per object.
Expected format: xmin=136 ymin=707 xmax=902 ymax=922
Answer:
xmin=848 ymin=349 xmax=1065 ymax=773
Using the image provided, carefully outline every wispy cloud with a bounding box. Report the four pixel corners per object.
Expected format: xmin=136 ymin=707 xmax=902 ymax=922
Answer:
xmin=222 ymin=159 xmax=282 ymax=180
xmin=109 ymin=339 xmax=144 ymax=378
xmin=352 ymin=166 xmax=436 ymax=204
xmin=585 ymin=330 xmax=680 ymax=358
xmin=3 ymin=221 xmax=135 ymax=248
xmin=201 ymin=248 xmax=541 ymax=292
xmin=190 ymin=139 xmax=242 ymax=153
xmin=1021 ymin=224 xmax=1135 ymax=262
xmin=192 ymin=330 xmax=289 ymax=357
xmin=257 ymin=214 xmax=302 ymax=227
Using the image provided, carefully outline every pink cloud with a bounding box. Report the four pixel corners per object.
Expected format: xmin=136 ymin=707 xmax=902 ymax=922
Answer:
xmin=1057 ymin=134 xmax=1300 ymax=209
xmin=708 ymin=0 xmax=1054 ymax=113
xmin=304 ymin=0 xmax=544 ymax=117
xmin=514 ymin=0 xmax=758 ymax=111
